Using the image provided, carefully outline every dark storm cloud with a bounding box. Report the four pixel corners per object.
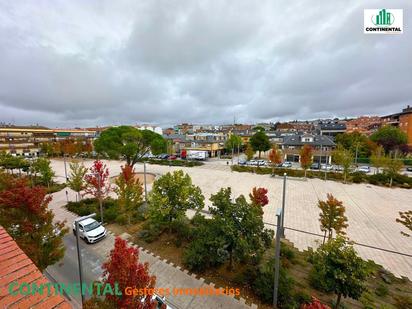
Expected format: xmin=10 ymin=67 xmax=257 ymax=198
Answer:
xmin=0 ymin=0 xmax=410 ymax=127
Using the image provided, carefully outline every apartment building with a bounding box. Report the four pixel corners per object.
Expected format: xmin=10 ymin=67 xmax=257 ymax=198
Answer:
xmin=0 ymin=125 xmax=97 ymax=156
xmin=345 ymin=116 xmax=382 ymax=135
xmin=381 ymin=105 xmax=412 ymax=146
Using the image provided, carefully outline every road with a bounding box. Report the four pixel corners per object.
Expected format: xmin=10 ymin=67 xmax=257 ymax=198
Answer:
xmin=45 ymin=233 xmax=104 ymax=308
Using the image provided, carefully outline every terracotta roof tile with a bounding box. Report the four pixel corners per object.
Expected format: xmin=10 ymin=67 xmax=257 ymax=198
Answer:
xmin=0 ymin=226 xmax=72 ymax=308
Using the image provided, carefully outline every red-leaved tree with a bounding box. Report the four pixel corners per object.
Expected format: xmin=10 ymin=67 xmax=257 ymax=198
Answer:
xmin=103 ymin=237 xmax=158 ymax=308
xmin=301 ymin=297 xmax=331 ymax=309
xmin=249 ymin=187 xmax=269 ymax=216
xmin=84 ymin=160 xmax=110 ymax=200
xmin=0 ymin=177 xmax=67 ymax=271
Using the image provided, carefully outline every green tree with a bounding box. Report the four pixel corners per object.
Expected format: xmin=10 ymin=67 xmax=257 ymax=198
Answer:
xmin=396 ymin=210 xmax=412 ymax=237
xmin=370 ymin=125 xmax=408 ymax=153
xmin=67 ymin=161 xmax=87 ymax=201
xmin=245 ymin=144 xmax=255 ymax=160
xmin=209 ymin=187 xmax=273 ymax=269
xmin=335 ymin=132 xmax=371 ymax=160
xmin=225 ymin=134 xmax=242 ymax=152
xmin=300 ymin=144 xmax=313 ymax=177
xmin=332 ymin=145 xmax=353 ymax=183
xmin=249 ymin=131 xmax=271 ymax=158
xmin=148 ymin=170 xmax=204 ymax=230
xmin=0 ymin=153 xmax=30 ymax=175
xmin=31 ymin=157 xmax=55 ymax=187
xmin=383 ymin=155 xmax=404 ymax=187
xmin=114 ymin=165 xmax=143 ymax=224
xmin=309 ymin=237 xmax=370 ymax=309
xmin=0 ymin=178 xmax=68 ymax=271
xmin=94 ymin=126 xmax=166 ymax=167
xmin=370 ymin=146 xmax=385 ymax=174
xmin=318 ymin=194 xmax=348 ymax=244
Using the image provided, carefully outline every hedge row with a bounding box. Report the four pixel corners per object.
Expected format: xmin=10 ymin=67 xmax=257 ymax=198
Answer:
xmin=231 ymin=165 xmax=412 ymax=189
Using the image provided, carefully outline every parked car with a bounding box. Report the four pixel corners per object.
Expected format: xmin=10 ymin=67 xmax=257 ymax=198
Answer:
xmin=247 ymin=160 xmax=258 ymax=166
xmin=157 ymin=154 xmax=169 ymax=159
xmin=310 ymin=163 xmax=320 ymax=170
xmin=238 ymin=159 xmax=247 ymax=165
xmin=357 ymin=166 xmax=370 ymax=173
xmin=334 ymin=165 xmax=344 ymax=171
xmin=406 ymin=166 xmax=412 ymax=172
xmin=320 ymin=164 xmax=333 ymax=171
xmin=72 ymin=217 xmax=107 ymax=244
xmin=257 ymin=160 xmax=267 ymax=166
xmin=168 ymin=155 xmax=177 ymax=160
xmin=281 ymin=161 xmax=293 ymax=168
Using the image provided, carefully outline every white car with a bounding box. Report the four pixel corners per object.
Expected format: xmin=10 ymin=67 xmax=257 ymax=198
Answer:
xmin=257 ymin=160 xmax=267 ymax=166
xmin=72 ymin=217 xmax=107 ymax=244
xmin=247 ymin=160 xmax=258 ymax=166
xmin=357 ymin=166 xmax=370 ymax=173
xmin=320 ymin=164 xmax=333 ymax=171
xmin=281 ymin=161 xmax=293 ymax=168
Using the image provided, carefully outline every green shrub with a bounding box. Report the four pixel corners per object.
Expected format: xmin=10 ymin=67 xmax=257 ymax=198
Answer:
xmin=115 ymin=214 xmax=128 ymax=225
xmin=170 ymin=218 xmax=193 ymax=241
xmin=359 ymin=291 xmax=376 ymax=309
xmin=280 ymin=242 xmax=296 ymax=263
xmin=252 ymin=260 xmax=295 ymax=307
xmin=293 ymin=291 xmax=311 ymax=305
xmin=104 ymin=207 xmax=118 ymax=223
xmin=351 ymin=172 xmax=367 ymax=184
xmin=394 ymin=295 xmax=412 ymax=309
xmin=375 ymin=283 xmax=389 ymax=297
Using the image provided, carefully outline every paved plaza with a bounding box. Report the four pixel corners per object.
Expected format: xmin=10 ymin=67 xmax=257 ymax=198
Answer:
xmin=51 ymin=159 xmax=412 ymax=279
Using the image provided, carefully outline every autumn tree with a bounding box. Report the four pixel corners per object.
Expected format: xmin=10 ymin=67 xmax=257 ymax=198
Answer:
xmin=249 ymin=187 xmax=269 ymax=215
xmin=309 ymin=237 xmax=370 ymax=309
xmin=318 ymin=194 xmax=348 ymax=244
xmin=94 ymin=126 xmax=166 ymax=168
xmin=148 ymin=170 xmax=204 ymax=231
xmin=84 ymin=160 xmax=111 ymax=200
xmin=268 ymin=144 xmax=282 ymax=175
xmin=31 ymin=157 xmax=55 ymax=187
xmin=300 ymin=144 xmax=313 ymax=177
xmin=249 ymin=130 xmax=271 ymax=158
xmin=396 ymin=210 xmax=412 ymax=237
xmin=300 ymin=297 xmax=331 ymax=309
xmin=84 ymin=237 xmax=158 ymax=309
xmin=0 ymin=178 xmax=67 ymax=271
xmin=67 ymin=161 xmax=87 ymax=201
xmin=245 ymin=144 xmax=255 ymax=161
xmin=332 ymin=145 xmax=353 ymax=183
xmin=115 ymin=165 xmax=144 ymax=224
xmin=383 ymin=155 xmax=404 ymax=187
xmin=370 ymin=146 xmax=385 ymax=174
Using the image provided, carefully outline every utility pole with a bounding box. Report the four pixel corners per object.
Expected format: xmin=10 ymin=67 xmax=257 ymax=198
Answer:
xmin=237 ymin=142 xmax=240 ymax=164
xmin=273 ymin=208 xmax=283 ymax=308
xmin=280 ymin=173 xmax=287 ymax=237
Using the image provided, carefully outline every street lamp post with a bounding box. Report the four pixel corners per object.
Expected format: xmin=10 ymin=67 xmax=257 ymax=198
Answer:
xmin=273 ymin=208 xmax=283 ymax=308
xmin=63 ymin=154 xmax=69 ymax=203
xmin=75 ymin=213 xmax=96 ymax=305
xmin=237 ymin=143 xmax=240 ymax=165
xmin=280 ymin=173 xmax=287 ymax=237
xmin=144 ymin=161 xmax=148 ymax=202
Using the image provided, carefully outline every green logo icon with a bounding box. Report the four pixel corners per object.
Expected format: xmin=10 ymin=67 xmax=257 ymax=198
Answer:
xmin=372 ymin=9 xmax=394 ymax=25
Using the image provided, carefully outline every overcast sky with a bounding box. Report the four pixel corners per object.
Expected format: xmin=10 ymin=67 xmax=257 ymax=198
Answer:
xmin=0 ymin=1 xmax=410 ymax=128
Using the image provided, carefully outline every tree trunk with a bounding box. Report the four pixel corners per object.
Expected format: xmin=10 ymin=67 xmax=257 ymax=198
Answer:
xmin=272 ymin=165 xmax=274 ymax=176
xmin=322 ymin=230 xmax=327 ymax=244
xmin=390 ymin=177 xmax=393 ymax=187
xmin=344 ymin=172 xmax=347 ymax=184
xmin=335 ymin=293 xmax=342 ymax=309
xmin=258 ymin=151 xmax=261 ymax=158
xmin=304 ymin=169 xmax=307 ymax=178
